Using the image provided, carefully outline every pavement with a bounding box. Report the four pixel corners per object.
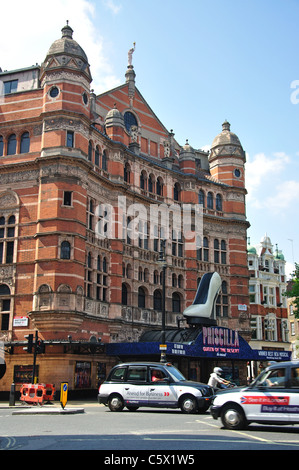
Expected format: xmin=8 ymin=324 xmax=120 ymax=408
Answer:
xmin=0 ymin=399 xmax=98 ymax=414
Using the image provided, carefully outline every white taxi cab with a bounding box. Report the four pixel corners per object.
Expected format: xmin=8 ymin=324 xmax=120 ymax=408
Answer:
xmin=210 ymin=361 xmax=299 ymax=429
xmin=98 ymin=362 xmax=213 ymax=413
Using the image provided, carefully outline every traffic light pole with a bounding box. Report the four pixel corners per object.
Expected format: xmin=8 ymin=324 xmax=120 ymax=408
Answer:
xmin=32 ymin=330 xmax=38 ymax=384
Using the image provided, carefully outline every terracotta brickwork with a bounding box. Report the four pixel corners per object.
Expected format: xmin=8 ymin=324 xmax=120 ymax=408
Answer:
xmin=0 ymin=25 xmax=251 ymax=392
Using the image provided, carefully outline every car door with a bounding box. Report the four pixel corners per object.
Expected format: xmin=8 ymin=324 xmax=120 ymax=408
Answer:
xmin=287 ymin=366 xmax=299 ymax=423
xmin=241 ymin=366 xmax=289 ymax=422
xmin=148 ymin=366 xmax=178 ymax=407
xmin=122 ymin=365 xmax=148 ymax=407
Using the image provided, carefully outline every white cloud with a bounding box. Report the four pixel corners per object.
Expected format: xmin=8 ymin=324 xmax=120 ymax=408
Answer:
xmin=262 ymin=180 xmax=299 ymax=213
xmin=0 ymin=0 xmax=121 ymax=93
xmin=245 ymin=151 xmax=290 ymax=207
xmin=102 ymin=0 xmax=122 ymax=14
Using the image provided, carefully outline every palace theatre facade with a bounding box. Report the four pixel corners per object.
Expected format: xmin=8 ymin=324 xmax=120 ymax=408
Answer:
xmin=0 ymin=25 xmax=290 ymax=395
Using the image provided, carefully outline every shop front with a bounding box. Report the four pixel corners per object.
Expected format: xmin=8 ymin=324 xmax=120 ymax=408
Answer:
xmin=106 ymin=326 xmax=292 ymax=385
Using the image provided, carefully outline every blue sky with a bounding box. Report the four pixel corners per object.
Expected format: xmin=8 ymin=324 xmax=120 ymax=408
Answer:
xmin=1 ymin=0 xmax=298 ymax=277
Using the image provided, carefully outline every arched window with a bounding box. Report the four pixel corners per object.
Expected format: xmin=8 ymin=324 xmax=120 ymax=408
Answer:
xmin=216 ymin=194 xmax=222 ymax=211
xmin=122 ymin=283 xmax=128 ymax=305
xmin=148 ymin=175 xmax=154 ymax=193
xmin=60 ymin=241 xmax=71 ymax=259
xmin=0 ymin=284 xmax=10 ymax=296
xmin=156 ymin=177 xmax=163 ymax=196
xmin=153 ymin=289 xmax=162 ymax=311
xmin=124 ymin=111 xmax=138 ymax=132
xmin=0 ymin=136 xmax=3 ymax=157
xmin=102 ymin=150 xmax=107 ymax=170
xmin=172 ymin=292 xmax=181 ymax=313
xmin=198 ymin=190 xmax=205 ymax=206
xmin=20 ymin=132 xmax=30 ymax=153
xmin=138 ymin=286 xmax=146 ymax=308
xmin=221 ymin=240 xmax=227 ymax=264
xmin=207 ymin=192 xmax=213 ymax=209
xmin=174 ymin=183 xmax=180 ymax=201
xmin=140 ymin=171 xmax=147 ymax=190
xmin=88 ymin=141 xmax=93 ymax=161
xmin=124 ymin=162 xmax=130 ymax=183
xmin=95 ymin=146 xmax=100 ymax=166
xmin=7 ymin=134 xmax=16 ymax=155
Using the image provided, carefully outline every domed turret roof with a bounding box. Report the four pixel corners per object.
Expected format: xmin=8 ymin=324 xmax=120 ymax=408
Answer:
xmin=46 ymin=23 xmax=89 ymax=64
xmin=211 ymin=121 xmax=242 ymax=149
xmin=247 ymin=244 xmax=257 ymax=255
xmin=275 ymin=251 xmax=285 ymax=260
xmin=105 ymin=104 xmax=125 ymax=128
xmin=179 ymin=139 xmax=195 ymax=159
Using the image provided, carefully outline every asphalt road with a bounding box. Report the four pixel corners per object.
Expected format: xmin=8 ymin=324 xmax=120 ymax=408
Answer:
xmin=1 ymin=401 xmax=299 ymax=453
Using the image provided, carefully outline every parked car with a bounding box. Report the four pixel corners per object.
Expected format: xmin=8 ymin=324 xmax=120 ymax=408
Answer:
xmin=98 ymin=362 xmax=213 ymax=413
xmin=210 ymin=361 xmax=299 ymax=429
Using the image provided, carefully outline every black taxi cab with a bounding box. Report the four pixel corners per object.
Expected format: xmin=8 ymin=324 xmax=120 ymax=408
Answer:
xmin=98 ymin=362 xmax=213 ymax=413
xmin=210 ymin=361 xmax=299 ymax=429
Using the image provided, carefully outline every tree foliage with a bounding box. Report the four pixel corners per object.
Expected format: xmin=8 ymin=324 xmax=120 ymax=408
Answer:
xmin=284 ymin=263 xmax=299 ymax=319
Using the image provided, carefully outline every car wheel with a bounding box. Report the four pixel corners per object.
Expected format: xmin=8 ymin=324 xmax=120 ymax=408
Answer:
xmin=180 ymin=395 xmax=198 ymax=414
xmin=220 ymin=404 xmax=247 ymax=430
xmin=108 ymin=394 xmax=124 ymax=412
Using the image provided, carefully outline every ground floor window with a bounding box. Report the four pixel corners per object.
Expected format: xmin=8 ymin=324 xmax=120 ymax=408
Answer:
xmin=13 ymin=365 xmax=39 ymax=384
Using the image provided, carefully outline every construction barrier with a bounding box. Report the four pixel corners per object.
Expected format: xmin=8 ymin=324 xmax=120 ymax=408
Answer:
xmin=20 ymin=383 xmax=55 ymax=405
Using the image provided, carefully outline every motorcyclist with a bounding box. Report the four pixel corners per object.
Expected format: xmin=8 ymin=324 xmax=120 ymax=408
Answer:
xmin=208 ymin=367 xmax=230 ymax=391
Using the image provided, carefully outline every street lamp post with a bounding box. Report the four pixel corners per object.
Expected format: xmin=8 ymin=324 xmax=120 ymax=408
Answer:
xmin=158 ymin=240 xmax=167 ymax=362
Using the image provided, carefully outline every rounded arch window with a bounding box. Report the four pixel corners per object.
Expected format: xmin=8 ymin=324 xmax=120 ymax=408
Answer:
xmin=172 ymin=292 xmax=181 ymax=313
xmin=207 ymin=192 xmax=214 ymax=209
xmin=60 ymin=241 xmax=71 ymax=259
xmin=20 ymin=132 xmax=30 ymax=154
xmin=122 ymin=283 xmax=128 ymax=305
xmin=124 ymin=111 xmax=138 ymax=132
xmin=7 ymin=134 xmax=16 ymax=155
xmin=138 ymin=286 xmax=146 ymax=308
xmin=0 ymin=284 xmax=10 ymax=296
xmin=82 ymin=92 xmax=88 ymax=105
xmin=153 ymin=289 xmax=162 ymax=311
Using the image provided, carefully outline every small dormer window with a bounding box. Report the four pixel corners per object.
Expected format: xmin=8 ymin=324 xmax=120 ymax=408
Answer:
xmin=4 ymin=80 xmax=18 ymax=95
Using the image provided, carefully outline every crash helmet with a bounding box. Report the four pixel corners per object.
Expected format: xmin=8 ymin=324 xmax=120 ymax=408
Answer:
xmin=214 ymin=367 xmax=223 ymax=376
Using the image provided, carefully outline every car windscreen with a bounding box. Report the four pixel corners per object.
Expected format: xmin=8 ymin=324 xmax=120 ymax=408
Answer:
xmin=249 ymin=367 xmax=286 ymax=388
xmin=165 ymin=365 xmax=186 ymax=382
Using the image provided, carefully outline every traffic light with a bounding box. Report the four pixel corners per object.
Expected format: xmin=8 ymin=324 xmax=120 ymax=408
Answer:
xmin=36 ymin=339 xmax=45 ymax=354
xmin=24 ymin=334 xmax=33 ymax=353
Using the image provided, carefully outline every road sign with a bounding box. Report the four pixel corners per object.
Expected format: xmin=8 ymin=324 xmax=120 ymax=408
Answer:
xmin=159 ymin=344 xmax=167 ymax=351
xmin=60 ymin=382 xmax=68 ymax=409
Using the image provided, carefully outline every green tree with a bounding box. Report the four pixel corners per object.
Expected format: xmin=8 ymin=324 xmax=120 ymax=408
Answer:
xmin=284 ymin=263 xmax=299 ymax=319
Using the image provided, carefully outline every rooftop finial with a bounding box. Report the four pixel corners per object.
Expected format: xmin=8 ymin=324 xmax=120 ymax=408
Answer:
xmin=62 ymin=21 xmax=73 ymax=39
xmin=222 ymin=120 xmax=231 ymax=131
